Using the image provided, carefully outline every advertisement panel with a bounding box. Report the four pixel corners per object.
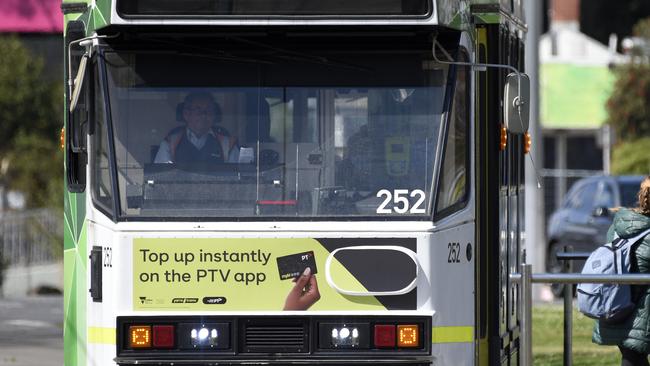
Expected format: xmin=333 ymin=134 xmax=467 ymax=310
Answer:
xmin=133 ymin=238 xmax=417 ymax=311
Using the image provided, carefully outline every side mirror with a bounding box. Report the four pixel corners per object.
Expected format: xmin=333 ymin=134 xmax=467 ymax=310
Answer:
xmin=65 ymin=20 xmax=89 ymax=193
xmin=503 ymin=72 xmax=530 ymax=134
xmin=68 ymin=54 xmax=90 ymax=155
xmin=592 ymin=206 xmax=610 ymax=218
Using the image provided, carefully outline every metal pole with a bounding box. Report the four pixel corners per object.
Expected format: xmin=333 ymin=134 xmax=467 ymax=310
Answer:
xmin=513 ymin=268 xmax=650 ymax=363
xmin=524 ymin=0 xmax=544 ymax=301
xmin=520 ymin=264 xmax=533 ymax=366
xmin=563 ymin=247 xmax=572 ymax=366
xmin=531 ymin=273 xmax=650 ymax=284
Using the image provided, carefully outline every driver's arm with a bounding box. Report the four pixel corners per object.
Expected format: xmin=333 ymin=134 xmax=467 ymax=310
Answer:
xmin=154 ymin=140 xmax=173 ymax=163
xmin=226 ymin=138 xmax=240 ymax=163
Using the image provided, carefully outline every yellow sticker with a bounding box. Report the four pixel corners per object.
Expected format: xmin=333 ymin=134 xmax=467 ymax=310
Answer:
xmin=133 ymin=238 xmax=384 ymax=311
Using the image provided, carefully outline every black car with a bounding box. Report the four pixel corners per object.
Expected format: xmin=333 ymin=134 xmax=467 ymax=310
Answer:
xmin=546 ymin=175 xmax=644 ymax=297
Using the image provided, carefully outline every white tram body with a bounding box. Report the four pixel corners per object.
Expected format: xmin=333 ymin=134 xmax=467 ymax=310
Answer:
xmin=62 ymin=0 xmax=528 ymax=365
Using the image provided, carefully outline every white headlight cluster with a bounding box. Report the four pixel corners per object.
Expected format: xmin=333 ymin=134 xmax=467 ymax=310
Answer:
xmin=190 ymin=326 xmax=219 ymax=346
xmin=331 ymin=326 xmax=360 ymax=347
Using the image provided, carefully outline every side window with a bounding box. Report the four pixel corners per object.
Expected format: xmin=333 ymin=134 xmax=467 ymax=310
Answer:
xmin=92 ymin=72 xmax=114 ymax=216
xmin=435 ymin=54 xmax=469 ymax=216
xmin=594 ymin=182 xmax=615 ymax=208
xmin=568 ymin=182 xmax=597 ymax=211
xmin=565 ymin=186 xmax=583 ymax=209
xmin=579 ymin=182 xmax=598 ymax=211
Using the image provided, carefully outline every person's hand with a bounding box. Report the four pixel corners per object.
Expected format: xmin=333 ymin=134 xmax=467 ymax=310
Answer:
xmin=283 ymin=267 xmax=321 ymax=311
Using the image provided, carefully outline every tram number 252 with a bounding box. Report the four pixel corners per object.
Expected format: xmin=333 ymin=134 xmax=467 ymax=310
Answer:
xmin=376 ymin=189 xmax=426 ymax=214
xmin=447 ymin=242 xmax=461 ymax=263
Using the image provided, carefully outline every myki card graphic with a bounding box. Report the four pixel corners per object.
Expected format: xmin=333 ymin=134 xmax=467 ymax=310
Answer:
xmin=277 ymin=251 xmax=317 ymax=280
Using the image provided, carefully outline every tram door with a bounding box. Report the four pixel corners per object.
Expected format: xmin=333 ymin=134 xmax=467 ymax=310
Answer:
xmin=499 ymin=27 xmax=526 ymax=366
xmin=476 ymin=24 xmax=525 ymax=366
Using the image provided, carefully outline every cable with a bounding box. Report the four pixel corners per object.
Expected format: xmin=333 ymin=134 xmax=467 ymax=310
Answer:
xmin=433 ymin=35 xmax=542 ymax=190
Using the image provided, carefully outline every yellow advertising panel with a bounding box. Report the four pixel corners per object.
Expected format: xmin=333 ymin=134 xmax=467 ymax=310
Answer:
xmin=133 ymin=237 xmax=417 ymax=311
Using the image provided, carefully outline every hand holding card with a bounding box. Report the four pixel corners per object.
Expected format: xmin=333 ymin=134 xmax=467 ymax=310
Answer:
xmin=283 ymin=267 xmax=321 ymax=311
xmin=277 ymin=251 xmax=318 ymax=280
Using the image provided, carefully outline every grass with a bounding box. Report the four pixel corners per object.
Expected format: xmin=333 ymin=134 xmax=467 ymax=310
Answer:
xmin=533 ymin=303 xmax=620 ymax=366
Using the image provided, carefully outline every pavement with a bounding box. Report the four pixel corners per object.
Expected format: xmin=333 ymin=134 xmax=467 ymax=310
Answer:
xmin=0 ymin=296 xmax=63 ymax=366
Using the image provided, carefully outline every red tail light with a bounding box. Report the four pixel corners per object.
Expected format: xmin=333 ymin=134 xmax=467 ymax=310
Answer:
xmin=153 ymin=325 xmax=175 ymax=348
xmin=373 ymin=325 xmax=396 ymax=348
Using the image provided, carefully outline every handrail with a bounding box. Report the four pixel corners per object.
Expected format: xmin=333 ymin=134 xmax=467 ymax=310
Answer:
xmin=511 ymin=273 xmax=650 ymax=284
xmin=511 ymin=264 xmax=650 ymax=366
xmin=555 ymin=252 xmax=590 ymax=261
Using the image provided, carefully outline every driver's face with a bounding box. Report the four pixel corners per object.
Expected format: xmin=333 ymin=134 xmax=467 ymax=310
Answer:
xmin=183 ymin=98 xmax=216 ymax=137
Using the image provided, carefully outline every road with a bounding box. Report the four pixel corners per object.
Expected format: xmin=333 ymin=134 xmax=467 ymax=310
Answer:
xmin=0 ymin=296 xmax=63 ymax=366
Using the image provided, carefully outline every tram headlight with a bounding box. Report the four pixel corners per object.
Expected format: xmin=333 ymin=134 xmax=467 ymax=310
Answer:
xmin=192 ymin=326 xmax=217 ymax=346
xmin=318 ymin=323 xmax=369 ymax=349
xmin=332 ymin=326 xmax=357 ymax=346
xmin=178 ymin=323 xmax=230 ymax=350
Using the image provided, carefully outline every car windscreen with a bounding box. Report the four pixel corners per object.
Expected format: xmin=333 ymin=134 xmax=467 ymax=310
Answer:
xmin=620 ymin=180 xmax=643 ymax=208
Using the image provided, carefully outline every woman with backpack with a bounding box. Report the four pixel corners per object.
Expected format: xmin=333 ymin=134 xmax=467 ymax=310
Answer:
xmin=593 ymin=176 xmax=650 ymax=366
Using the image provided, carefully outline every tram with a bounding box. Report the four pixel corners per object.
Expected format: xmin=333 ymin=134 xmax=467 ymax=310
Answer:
xmin=62 ymin=0 xmax=530 ymax=365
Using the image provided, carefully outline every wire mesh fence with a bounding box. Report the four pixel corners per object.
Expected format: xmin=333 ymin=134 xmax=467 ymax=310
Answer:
xmin=0 ymin=209 xmax=62 ymax=266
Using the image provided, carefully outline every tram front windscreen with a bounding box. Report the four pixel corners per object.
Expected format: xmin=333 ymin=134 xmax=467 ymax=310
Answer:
xmin=93 ymin=35 xmax=457 ymax=219
xmin=117 ymin=0 xmax=430 ymax=16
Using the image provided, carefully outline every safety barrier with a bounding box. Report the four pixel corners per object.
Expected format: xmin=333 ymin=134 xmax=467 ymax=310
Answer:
xmin=0 ymin=208 xmax=61 ymax=265
xmin=511 ymin=264 xmax=650 ymax=366
xmin=555 ymin=249 xmax=590 ymax=366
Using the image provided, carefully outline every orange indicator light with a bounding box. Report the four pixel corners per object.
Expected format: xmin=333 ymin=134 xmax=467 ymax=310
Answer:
xmin=397 ymin=324 xmax=419 ymax=348
xmin=129 ymin=325 xmax=151 ymax=348
xmin=500 ymin=125 xmax=508 ymax=151
xmin=524 ymin=132 xmax=532 ymax=154
xmin=60 ymin=127 xmax=65 ymax=150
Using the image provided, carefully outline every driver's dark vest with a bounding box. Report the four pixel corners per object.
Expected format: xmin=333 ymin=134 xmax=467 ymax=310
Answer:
xmin=165 ymin=128 xmax=236 ymax=163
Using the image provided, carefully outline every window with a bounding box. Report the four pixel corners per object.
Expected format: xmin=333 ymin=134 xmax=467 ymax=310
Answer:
xmin=435 ymin=57 xmax=469 ymax=217
xmin=594 ymin=182 xmax=614 ymax=209
xmin=117 ymin=0 xmax=430 ymax=16
xmin=621 ymin=181 xmax=643 ymax=208
xmin=92 ymin=72 xmax=114 ymax=217
xmin=97 ymin=36 xmax=453 ymax=219
xmin=567 ymin=182 xmax=597 ymax=211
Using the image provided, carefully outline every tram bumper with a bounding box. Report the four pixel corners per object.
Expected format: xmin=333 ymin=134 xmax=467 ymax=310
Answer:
xmin=113 ymin=356 xmax=433 ymax=365
xmin=115 ymin=315 xmax=432 ymax=366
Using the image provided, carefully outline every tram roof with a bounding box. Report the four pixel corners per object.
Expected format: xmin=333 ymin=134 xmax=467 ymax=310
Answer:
xmin=62 ymin=0 xmax=525 ymax=32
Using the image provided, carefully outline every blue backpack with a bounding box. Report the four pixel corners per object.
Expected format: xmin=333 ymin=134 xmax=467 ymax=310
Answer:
xmin=577 ymin=228 xmax=650 ymax=323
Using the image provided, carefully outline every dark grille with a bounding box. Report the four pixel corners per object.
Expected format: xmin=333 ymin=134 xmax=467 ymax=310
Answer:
xmin=242 ymin=323 xmax=307 ymax=353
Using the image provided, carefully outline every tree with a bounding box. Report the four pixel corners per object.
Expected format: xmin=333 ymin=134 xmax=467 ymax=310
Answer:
xmin=5 ymin=133 xmax=64 ymax=209
xmin=605 ymin=63 xmax=650 ymax=141
xmin=606 ymin=19 xmax=650 ymax=175
xmin=0 ymin=35 xmax=63 ymax=209
xmin=611 ymin=137 xmax=650 ymax=175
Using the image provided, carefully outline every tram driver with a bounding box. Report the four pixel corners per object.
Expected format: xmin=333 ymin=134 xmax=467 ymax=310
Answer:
xmin=154 ymin=91 xmax=240 ymax=164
